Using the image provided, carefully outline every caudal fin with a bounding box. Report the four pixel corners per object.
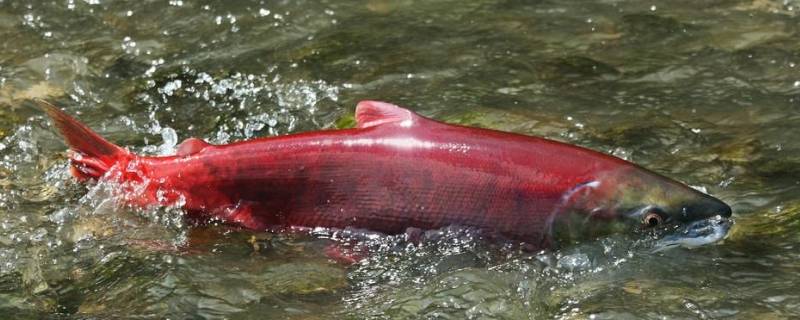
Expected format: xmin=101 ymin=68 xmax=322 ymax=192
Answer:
xmin=36 ymin=99 xmax=129 ymax=181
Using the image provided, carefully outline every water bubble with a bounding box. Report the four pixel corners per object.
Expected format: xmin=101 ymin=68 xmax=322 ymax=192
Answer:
xmin=22 ymin=14 xmax=39 ymax=28
xmin=557 ymin=253 xmax=591 ymax=271
xmin=121 ymin=36 xmax=139 ymax=55
xmin=159 ymin=79 xmax=182 ymax=97
xmin=29 ymin=228 xmax=47 ymax=242
xmin=157 ymin=127 xmax=178 ymax=155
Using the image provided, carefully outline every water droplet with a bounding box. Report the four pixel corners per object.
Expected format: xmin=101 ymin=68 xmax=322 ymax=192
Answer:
xmin=160 ymin=79 xmax=182 ymax=96
xmin=29 ymin=228 xmax=47 ymax=242
xmin=158 ymin=127 xmax=178 ymax=155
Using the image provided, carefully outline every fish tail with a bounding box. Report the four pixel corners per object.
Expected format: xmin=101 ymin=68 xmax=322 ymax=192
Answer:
xmin=36 ymin=99 xmax=131 ymax=181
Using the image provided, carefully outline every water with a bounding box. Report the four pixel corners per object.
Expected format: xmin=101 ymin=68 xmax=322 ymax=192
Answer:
xmin=1 ymin=0 xmax=799 ymax=318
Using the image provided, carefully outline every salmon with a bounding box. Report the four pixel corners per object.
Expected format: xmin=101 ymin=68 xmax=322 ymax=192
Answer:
xmin=38 ymin=100 xmax=732 ymax=248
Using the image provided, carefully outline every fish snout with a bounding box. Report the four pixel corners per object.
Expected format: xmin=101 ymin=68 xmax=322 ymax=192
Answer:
xmin=680 ymin=195 xmax=732 ymax=222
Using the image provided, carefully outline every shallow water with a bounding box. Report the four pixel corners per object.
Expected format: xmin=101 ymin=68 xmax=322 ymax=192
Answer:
xmin=1 ymin=0 xmax=800 ymax=318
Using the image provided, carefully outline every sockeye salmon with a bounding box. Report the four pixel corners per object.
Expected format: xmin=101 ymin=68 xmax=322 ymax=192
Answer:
xmin=38 ymin=100 xmax=732 ymax=249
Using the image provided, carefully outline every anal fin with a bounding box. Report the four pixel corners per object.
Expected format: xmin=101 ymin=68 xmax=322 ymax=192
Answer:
xmin=215 ymin=201 xmax=268 ymax=230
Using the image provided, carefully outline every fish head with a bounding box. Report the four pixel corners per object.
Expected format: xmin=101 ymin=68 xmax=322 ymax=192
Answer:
xmin=608 ymin=166 xmax=731 ymax=225
xmin=551 ymin=165 xmax=732 ymax=249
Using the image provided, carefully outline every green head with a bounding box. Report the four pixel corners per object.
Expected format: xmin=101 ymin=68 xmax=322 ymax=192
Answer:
xmin=551 ymin=165 xmax=732 ymax=247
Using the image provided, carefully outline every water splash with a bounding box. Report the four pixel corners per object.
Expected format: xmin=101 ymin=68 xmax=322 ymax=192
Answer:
xmin=135 ymin=68 xmax=339 ymax=149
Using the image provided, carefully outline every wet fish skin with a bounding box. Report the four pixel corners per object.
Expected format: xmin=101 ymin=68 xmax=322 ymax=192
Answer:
xmin=37 ymin=99 xmax=731 ymax=249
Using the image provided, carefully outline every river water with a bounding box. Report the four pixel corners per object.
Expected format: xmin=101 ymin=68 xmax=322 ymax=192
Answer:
xmin=1 ymin=0 xmax=799 ymax=319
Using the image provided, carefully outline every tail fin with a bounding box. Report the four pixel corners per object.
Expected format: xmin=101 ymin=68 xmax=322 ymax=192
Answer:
xmin=36 ymin=99 xmax=129 ymax=181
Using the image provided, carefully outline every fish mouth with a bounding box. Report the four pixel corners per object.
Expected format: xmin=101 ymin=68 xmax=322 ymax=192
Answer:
xmin=652 ymin=215 xmax=733 ymax=252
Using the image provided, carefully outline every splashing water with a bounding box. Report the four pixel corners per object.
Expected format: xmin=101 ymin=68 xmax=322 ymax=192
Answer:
xmin=0 ymin=0 xmax=799 ymax=318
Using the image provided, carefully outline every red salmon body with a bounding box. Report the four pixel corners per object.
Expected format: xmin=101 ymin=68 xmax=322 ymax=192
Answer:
xmin=39 ymin=100 xmax=732 ymax=248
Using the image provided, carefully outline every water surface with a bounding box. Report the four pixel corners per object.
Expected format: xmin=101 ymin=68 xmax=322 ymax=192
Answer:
xmin=1 ymin=0 xmax=799 ymax=318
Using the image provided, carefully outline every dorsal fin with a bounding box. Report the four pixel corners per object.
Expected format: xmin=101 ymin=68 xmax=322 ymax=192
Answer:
xmin=176 ymin=137 xmax=210 ymax=156
xmin=355 ymin=100 xmax=420 ymax=128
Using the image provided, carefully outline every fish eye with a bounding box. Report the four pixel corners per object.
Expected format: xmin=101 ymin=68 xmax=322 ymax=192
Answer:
xmin=642 ymin=211 xmax=664 ymax=228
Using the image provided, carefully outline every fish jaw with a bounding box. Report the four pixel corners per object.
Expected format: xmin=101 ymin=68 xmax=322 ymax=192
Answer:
xmin=653 ymin=215 xmax=733 ymax=252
